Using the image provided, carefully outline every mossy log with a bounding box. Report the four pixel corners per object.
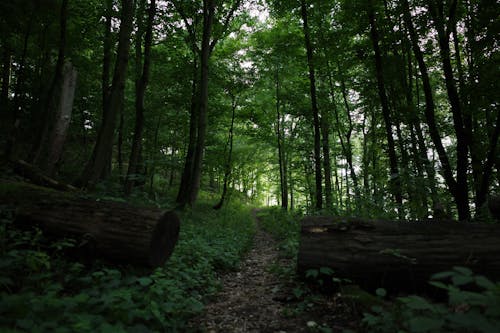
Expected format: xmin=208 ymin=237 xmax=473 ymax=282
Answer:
xmin=0 ymin=181 xmax=180 ymax=268
xmin=298 ymin=216 xmax=500 ymax=292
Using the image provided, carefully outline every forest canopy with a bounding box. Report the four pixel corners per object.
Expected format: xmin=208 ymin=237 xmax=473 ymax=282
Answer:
xmin=0 ymin=0 xmax=498 ymax=220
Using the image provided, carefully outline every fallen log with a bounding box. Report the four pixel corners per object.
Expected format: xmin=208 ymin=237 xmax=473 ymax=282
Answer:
xmin=0 ymin=181 xmax=180 ymax=268
xmin=10 ymin=159 xmax=78 ymax=192
xmin=298 ymin=216 xmax=500 ymax=293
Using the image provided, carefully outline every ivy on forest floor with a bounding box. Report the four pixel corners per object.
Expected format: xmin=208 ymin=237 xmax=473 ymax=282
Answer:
xmin=0 ymin=202 xmax=255 ymax=332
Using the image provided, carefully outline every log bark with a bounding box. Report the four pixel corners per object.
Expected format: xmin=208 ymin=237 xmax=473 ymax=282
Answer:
xmin=298 ymin=216 xmax=500 ymax=292
xmin=0 ymin=181 xmax=180 ymax=268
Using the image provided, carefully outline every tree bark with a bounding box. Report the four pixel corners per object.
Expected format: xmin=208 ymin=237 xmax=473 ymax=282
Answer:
xmin=0 ymin=39 xmax=10 ymax=119
xmin=275 ymin=67 xmax=288 ymax=210
xmin=125 ymin=0 xmax=156 ymax=196
xmin=176 ymin=58 xmax=198 ymax=206
xmin=367 ymin=1 xmax=403 ymax=215
xmin=30 ymin=0 xmax=69 ymax=166
xmin=426 ymin=0 xmax=470 ymax=220
xmin=1 ymin=181 xmax=180 ymax=268
xmin=5 ymin=11 xmax=34 ymax=159
xmin=43 ymin=62 xmax=78 ymax=176
xmin=298 ymin=216 xmax=500 ymax=292
xmin=300 ymin=0 xmax=323 ymax=210
xmin=213 ymin=93 xmax=236 ymax=210
xmin=401 ymin=0 xmax=468 ymax=220
xmin=188 ymin=0 xmax=215 ymax=205
xmin=78 ymin=0 xmax=134 ymax=187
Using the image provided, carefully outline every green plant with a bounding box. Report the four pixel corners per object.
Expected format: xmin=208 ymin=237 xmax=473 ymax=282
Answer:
xmin=363 ymin=267 xmax=500 ymax=333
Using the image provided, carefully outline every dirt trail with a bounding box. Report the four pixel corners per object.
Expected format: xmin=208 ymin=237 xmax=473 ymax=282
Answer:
xmin=189 ymin=210 xmax=307 ymax=332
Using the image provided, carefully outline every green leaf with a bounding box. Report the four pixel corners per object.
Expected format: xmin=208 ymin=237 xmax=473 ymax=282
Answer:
xmin=452 ymin=274 xmax=474 ymax=286
xmin=431 ymin=271 xmax=454 ymax=280
xmin=137 ymin=277 xmax=153 ymax=287
xmin=305 ymin=269 xmax=319 ymax=279
xmin=375 ymin=288 xmax=387 ymax=297
xmin=453 ymin=266 xmax=473 ymax=276
xmin=292 ymin=287 xmax=304 ymax=299
xmin=400 ymin=296 xmax=433 ymax=311
xmin=408 ymin=316 xmax=444 ymax=332
xmin=428 ymin=281 xmax=449 ymax=290
xmin=319 ymin=267 xmax=335 ymax=276
xmin=475 ymin=275 xmax=496 ymax=290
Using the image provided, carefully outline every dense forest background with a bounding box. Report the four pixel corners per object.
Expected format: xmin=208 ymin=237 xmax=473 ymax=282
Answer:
xmin=1 ymin=1 xmax=500 ymax=331
xmin=0 ymin=0 xmax=498 ymax=218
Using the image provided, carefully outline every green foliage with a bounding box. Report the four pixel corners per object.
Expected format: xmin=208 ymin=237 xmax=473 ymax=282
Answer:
xmin=0 ymin=203 xmax=255 ymax=332
xmin=363 ymin=267 xmax=500 ymax=333
xmin=257 ymin=207 xmax=301 ymax=259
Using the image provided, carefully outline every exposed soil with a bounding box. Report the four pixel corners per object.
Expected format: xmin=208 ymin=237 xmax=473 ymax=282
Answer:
xmin=188 ymin=210 xmax=359 ymax=333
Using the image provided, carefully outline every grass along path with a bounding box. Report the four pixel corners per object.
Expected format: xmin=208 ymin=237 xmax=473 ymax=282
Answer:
xmin=189 ymin=209 xmax=308 ymax=332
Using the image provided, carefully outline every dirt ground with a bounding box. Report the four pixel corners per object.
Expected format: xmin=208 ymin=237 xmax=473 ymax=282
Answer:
xmin=188 ymin=211 xmax=359 ymax=333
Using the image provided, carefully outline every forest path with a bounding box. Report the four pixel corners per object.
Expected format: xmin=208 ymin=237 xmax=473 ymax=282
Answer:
xmin=188 ymin=209 xmax=308 ymax=332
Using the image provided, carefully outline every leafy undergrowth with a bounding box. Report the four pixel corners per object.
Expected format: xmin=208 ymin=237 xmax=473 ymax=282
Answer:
xmin=0 ymin=201 xmax=255 ymax=332
xmin=363 ymin=267 xmax=500 ymax=333
xmin=257 ymin=207 xmax=301 ymax=261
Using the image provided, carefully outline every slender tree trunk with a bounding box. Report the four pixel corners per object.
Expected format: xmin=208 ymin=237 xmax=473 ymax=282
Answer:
xmin=300 ymin=0 xmax=322 ymax=210
xmin=274 ymin=67 xmax=288 ymax=210
xmin=477 ymin=111 xmax=500 ymax=208
xmin=426 ymin=0 xmax=470 ymax=220
xmin=78 ymin=0 xmax=134 ymax=187
xmin=5 ymin=12 xmax=34 ymax=159
xmin=1 ymin=40 xmax=10 ymax=119
xmin=214 ymin=93 xmax=237 ymax=210
xmin=176 ymin=57 xmax=198 ymax=205
xmin=101 ymin=0 xmax=113 ymax=176
xmin=321 ymin=113 xmax=332 ymax=210
xmin=148 ymin=114 xmax=162 ymax=195
xmin=187 ymin=0 xmax=215 ymax=205
xmin=30 ymin=0 xmax=69 ymax=166
xmin=102 ymin=0 xmax=113 ymax=114
xmin=338 ymin=74 xmax=361 ymax=206
xmin=402 ymin=0 xmax=469 ymax=219
xmin=43 ymin=62 xmax=77 ymax=176
xmin=125 ymin=0 xmax=156 ymax=196
xmin=117 ymin=98 xmax=124 ymax=180
xmin=367 ymin=0 xmax=403 ymax=215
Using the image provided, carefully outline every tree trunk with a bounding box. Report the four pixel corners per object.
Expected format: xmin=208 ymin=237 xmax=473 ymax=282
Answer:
xmin=43 ymin=62 xmax=77 ymax=176
xmin=298 ymin=216 xmax=500 ymax=292
xmin=300 ymin=0 xmax=323 ymax=210
xmin=275 ymin=67 xmax=288 ymax=210
xmin=1 ymin=39 xmax=10 ymax=119
xmin=188 ymin=0 xmax=215 ymax=205
xmin=100 ymin=0 xmax=113 ymax=177
xmin=426 ymin=0 xmax=470 ymax=220
xmin=321 ymin=115 xmax=332 ymax=210
xmin=125 ymin=0 xmax=156 ymax=196
xmin=1 ymin=181 xmax=180 ymax=268
xmin=78 ymin=0 xmax=134 ymax=187
xmin=401 ymin=0 xmax=467 ymax=220
xmin=5 ymin=11 xmax=34 ymax=159
xmin=213 ymin=93 xmax=236 ymax=210
xmin=176 ymin=58 xmax=198 ymax=206
xmin=367 ymin=0 xmax=403 ymax=215
xmin=30 ymin=0 xmax=69 ymax=166
xmin=148 ymin=114 xmax=162 ymax=195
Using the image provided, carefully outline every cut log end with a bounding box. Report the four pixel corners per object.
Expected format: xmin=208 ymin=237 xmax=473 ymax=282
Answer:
xmin=149 ymin=211 xmax=180 ymax=267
